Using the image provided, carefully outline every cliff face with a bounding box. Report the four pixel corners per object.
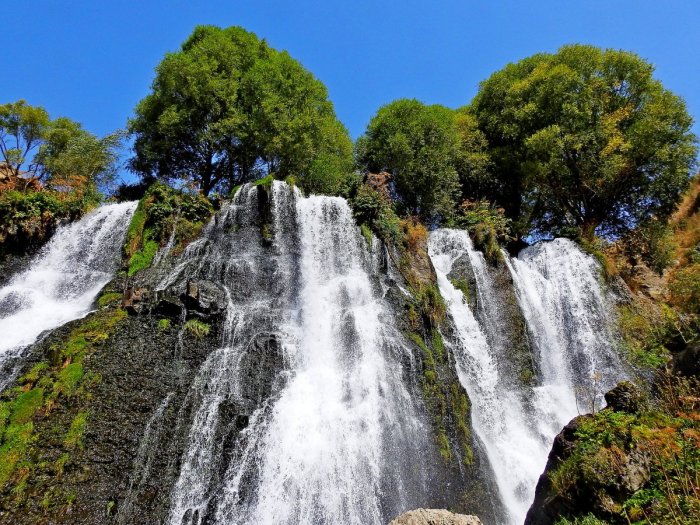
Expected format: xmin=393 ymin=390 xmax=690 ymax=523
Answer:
xmin=0 ymin=182 xmax=497 ymax=524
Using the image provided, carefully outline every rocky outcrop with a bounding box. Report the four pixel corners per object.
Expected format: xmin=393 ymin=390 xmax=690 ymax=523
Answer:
xmin=389 ymin=508 xmax=482 ymax=525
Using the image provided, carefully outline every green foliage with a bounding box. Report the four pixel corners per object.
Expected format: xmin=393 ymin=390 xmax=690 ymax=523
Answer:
xmin=184 ymin=319 xmax=211 ymax=338
xmin=471 ymin=44 xmax=698 ymax=239
xmin=0 ymin=189 xmax=86 ymax=255
xmin=0 ymin=100 xmax=50 ymax=177
xmin=669 ymin=263 xmax=700 ymax=315
xmin=547 ymin=376 xmax=700 ymax=524
xmin=555 ymin=514 xmax=609 ymax=525
xmin=359 ymin=223 xmax=373 ymax=248
xmin=617 ymin=302 xmax=677 ymax=370
xmin=158 ymin=318 xmax=171 ymax=331
xmin=127 ymin=238 xmax=158 ymax=276
xmin=123 ymin=182 xmax=213 ymax=274
xmin=254 ymin=174 xmax=275 ymax=189
xmin=348 ymin=183 xmax=402 ymax=244
xmin=358 ymin=99 xmax=460 ymax=220
xmin=129 ymin=25 xmax=352 ymax=196
xmin=97 ymin=292 xmax=122 ymax=308
xmin=0 ymin=100 xmax=121 ymax=194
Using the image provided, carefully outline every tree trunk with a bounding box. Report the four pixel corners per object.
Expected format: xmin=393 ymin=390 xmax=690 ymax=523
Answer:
xmin=580 ymin=218 xmax=598 ymax=241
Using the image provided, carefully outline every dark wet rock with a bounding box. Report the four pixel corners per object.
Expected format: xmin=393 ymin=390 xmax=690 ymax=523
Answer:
xmin=604 ymin=381 xmax=644 ymax=413
xmin=236 ymin=332 xmax=286 ymax=412
xmin=122 ymin=287 xmax=150 ymax=314
xmin=152 ymin=293 xmax=184 ymax=318
xmin=182 ymin=279 xmax=226 ymax=315
xmin=671 ymin=342 xmax=700 ymax=377
xmin=525 ymin=416 xmax=587 ymax=525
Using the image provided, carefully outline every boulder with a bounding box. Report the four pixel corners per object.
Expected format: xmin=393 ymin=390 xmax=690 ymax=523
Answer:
xmin=122 ymin=287 xmax=150 ymax=315
xmin=389 ymin=509 xmax=482 ymax=525
xmin=182 ymin=279 xmax=226 ymax=315
xmin=604 ymin=381 xmax=643 ymax=413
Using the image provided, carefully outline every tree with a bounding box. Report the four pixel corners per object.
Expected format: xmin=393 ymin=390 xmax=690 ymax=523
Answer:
xmin=471 ymin=44 xmax=698 ymax=240
xmin=358 ymin=99 xmax=461 ymax=220
xmin=0 ymin=100 xmax=50 ymax=179
xmin=129 ymin=25 xmax=353 ymax=196
xmin=0 ymin=100 xmax=121 ymax=196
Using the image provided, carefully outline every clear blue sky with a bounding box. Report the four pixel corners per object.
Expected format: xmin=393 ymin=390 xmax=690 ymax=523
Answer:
xmin=3 ymin=1 xmax=699 ymax=183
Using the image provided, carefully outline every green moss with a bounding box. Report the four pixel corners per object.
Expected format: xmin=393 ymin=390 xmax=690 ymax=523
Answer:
xmin=0 ymin=306 xmax=126 ymax=496
xmin=437 ymin=430 xmax=451 ymax=461
xmin=431 ymin=330 xmax=446 ymax=361
xmin=10 ymin=389 xmax=44 ymax=425
xmin=18 ymin=363 xmax=49 ymax=386
xmin=284 ymin=175 xmax=298 ymax=188
xmin=360 ymin=223 xmax=373 ymax=248
xmin=229 ymin=184 xmax=242 ymax=198
xmin=184 ymin=319 xmax=210 ymax=338
xmin=124 ymin=199 xmax=147 ymax=258
xmin=261 ymin=223 xmax=273 ymax=243
xmin=127 ymin=237 xmax=158 ymax=276
xmin=97 ymin=292 xmax=122 ymax=308
xmin=158 ymin=318 xmax=171 ymax=331
xmin=415 ymin=284 xmax=446 ymax=328
xmin=54 ymin=453 xmax=70 ymax=477
xmin=449 ymin=278 xmax=470 ymax=302
xmin=54 ymin=363 xmax=84 ymax=398
xmin=64 ymin=411 xmax=88 ymax=449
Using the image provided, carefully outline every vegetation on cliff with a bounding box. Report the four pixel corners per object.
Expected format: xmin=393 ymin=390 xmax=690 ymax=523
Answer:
xmin=0 ymin=101 xmax=122 ymax=256
xmin=0 ymin=297 xmax=127 ymax=514
xmin=534 ymin=378 xmax=699 ymax=525
xmin=123 ymin=182 xmax=213 ymax=276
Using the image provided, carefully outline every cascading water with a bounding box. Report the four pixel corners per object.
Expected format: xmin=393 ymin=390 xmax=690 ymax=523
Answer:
xmin=506 ymin=238 xmax=625 ymax=428
xmin=165 ymin=182 xmax=429 ymax=525
xmin=428 ymin=230 xmax=626 ymax=525
xmin=0 ymin=201 xmax=136 ymax=387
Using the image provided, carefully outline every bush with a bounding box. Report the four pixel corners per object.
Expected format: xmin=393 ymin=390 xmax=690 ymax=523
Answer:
xmin=449 ymin=199 xmax=512 ymax=264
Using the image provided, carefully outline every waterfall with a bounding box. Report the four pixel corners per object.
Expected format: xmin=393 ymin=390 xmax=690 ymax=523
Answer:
xmin=428 ymin=230 xmax=625 ymax=525
xmin=506 ymin=238 xmax=625 ymax=429
xmin=166 ymin=182 xmax=428 ymax=525
xmin=0 ymin=201 xmax=136 ymax=387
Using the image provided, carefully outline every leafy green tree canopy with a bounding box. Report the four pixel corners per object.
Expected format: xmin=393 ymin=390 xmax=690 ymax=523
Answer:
xmin=357 ymin=99 xmax=462 ymax=220
xmin=471 ymin=44 xmax=698 ymax=239
xmin=129 ymin=25 xmax=353 ymax=196
xmin=0 ymin=100 xmax=121 ymax=195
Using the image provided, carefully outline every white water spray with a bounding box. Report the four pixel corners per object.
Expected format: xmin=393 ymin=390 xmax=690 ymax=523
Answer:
xmin=428 ymin=231 xmax=625 ymax=524
xmin=0 ymin=201 xmax=136 ymax=384
xmin=167 ymin=183 xmax=427 ymax=525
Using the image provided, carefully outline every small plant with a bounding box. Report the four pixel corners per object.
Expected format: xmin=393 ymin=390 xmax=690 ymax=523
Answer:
xmin=184 ymin=319 xmax=210 ymax=338
xmin=158 ymin=318 xmax=171 ymax=331
xmin=97 ymin=292 xmax=122 ymax=308
xmin=360 ymin=223 xmax=373 ymax=248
